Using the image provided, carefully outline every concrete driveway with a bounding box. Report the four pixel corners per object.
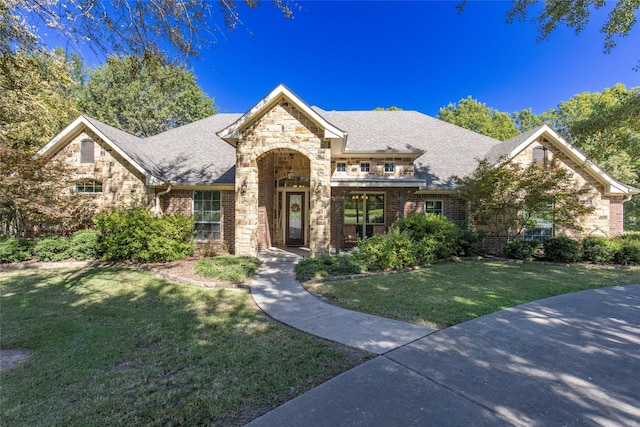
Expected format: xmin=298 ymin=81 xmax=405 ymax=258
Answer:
xmin=249 ymin=283 xmax=640 ymax=426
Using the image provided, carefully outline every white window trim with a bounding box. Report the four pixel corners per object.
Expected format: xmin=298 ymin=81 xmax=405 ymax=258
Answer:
xmin=336 ymin=162 xmax=347 ymax=173
xmin=193 ymin=190 xmax=222 ymax=241
xmin=384 ymin=162 xmax=395 ymax=173
xmin=75 ymin=180 xmax=102 ymax=194
xmin=360 ymin=162 xmax=370 ymax=173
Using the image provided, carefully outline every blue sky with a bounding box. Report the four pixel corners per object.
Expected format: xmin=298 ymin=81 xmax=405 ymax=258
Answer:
xmin=190 ymin=1 xmax=639 ymax=116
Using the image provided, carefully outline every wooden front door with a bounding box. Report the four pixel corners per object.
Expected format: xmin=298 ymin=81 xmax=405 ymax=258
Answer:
xmin=286 ymin=192 xmax=305 ymax=246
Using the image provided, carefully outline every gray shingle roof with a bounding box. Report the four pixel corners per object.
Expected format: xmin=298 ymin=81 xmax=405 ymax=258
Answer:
xmin=486 ymin=126 xmax=545 ymax=164
xmin=84 ymin=109 xmax=517 ymax=189
xmin=315 ymin=108 xmax=503 ymax=189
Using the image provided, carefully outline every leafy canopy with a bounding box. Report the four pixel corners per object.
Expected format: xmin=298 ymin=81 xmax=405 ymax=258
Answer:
xmin=437 ymin=96 xmax=520 ymax=141
xmin=456 ymin=157 xmax=595 ymax=243
xmin=76 ymin=54 xmax=217 ymax=137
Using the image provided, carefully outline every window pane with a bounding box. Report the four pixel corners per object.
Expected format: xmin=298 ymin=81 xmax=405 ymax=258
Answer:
xmin=193 ymin=190 xmax=221 ymax=240
xmin=366 ymin=195 xmax=385 ymax=224
xmin=425 ymin=200 xmax=443 ymax=215
xmin=344 ymin=197 xmax=363 ymax=224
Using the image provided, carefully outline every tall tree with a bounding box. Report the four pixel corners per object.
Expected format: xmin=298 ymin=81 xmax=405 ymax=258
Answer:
xmin=437 ymin=96 xmax=520 ymax=141
xmin=0 ymin=49 xmax=93 ymax=236
xmin=76 ymin=54 xmax=217 ymax=137
xmin=456 ymin=157 xmax=595 ymax=243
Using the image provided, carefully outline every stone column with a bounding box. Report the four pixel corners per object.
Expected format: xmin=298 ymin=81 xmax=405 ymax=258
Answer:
xmin=235 ymin=146 xmax=259 ymax=257
xmin=309 ymin=148 xmax=332 ymax=257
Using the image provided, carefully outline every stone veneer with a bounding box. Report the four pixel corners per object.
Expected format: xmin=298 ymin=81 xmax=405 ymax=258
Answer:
xmin=235 ymin=99 xmax=332 ymax=257
xmin=56 ymin=130 xmax=154 ymax=211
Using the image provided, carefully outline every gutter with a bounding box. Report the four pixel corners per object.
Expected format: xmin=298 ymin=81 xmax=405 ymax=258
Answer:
xmin=155 ymin=183 xmax=172 ymax=215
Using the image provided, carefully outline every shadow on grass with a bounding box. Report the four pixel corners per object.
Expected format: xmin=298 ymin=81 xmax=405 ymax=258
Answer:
xmin=0 ymin=267 xmax=367 ymax=426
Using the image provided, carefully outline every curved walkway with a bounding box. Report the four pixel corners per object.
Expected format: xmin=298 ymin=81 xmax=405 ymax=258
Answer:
xmin=250 ymin=247 xmax=640 ymax=426
xmin=251 ymin=247 xmax=435 ymax=354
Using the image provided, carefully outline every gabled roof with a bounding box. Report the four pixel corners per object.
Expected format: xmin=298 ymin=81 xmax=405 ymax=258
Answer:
xmin=217 ymin=84 xmax=346 ymax=145
xmin=39 ymin=86 xmax=639 ymax=196
xmin=489 ymin=125 xmax=639 ymax=196
xmin=37 ymin=115 xmax=152 ymax=177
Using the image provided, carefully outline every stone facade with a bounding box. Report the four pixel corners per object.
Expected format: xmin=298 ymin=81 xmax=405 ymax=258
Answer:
xmin=234 ymin=99 xmax=332 ymax=257
xmin=56 ymin=131 xmax=154 ymax=211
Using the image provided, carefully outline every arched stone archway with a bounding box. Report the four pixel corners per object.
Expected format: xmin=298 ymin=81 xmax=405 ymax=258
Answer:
xmin=234 ymin=100 xmax=332 ymax=258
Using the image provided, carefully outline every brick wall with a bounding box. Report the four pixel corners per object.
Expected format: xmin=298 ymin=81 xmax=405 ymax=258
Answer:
xmin=162 ymin=190 xmax=193 ymax=215
xmin=406 ymin=193 xmax=467 ymax=224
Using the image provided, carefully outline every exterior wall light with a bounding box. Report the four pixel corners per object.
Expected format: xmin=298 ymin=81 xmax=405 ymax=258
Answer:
xmin=241 ymin=180 xmax=248 ymax=196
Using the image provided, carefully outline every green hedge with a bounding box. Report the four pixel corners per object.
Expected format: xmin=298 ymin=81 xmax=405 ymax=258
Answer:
xmin=503 ymin=239 xmax=540 ymax=261
xmin=0 ymin=238 xmax=35 ymax=263
xmin=94 ymin=206 xmax=195 ymax=262
xmin=33 ymin=236 xmax=72 ymax=262
xmin=543 ymin=237 xmax=583 ymax=263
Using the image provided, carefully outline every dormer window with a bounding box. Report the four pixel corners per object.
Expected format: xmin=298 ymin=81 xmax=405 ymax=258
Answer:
xmin=384 ymin=162 xmax=395 ymax=173
xmin=80 ymin=139 xmax=95 ymax=163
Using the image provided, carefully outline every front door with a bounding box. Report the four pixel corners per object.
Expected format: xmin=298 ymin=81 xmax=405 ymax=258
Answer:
xmin=286 ymin=192 xmax=305 ymax=246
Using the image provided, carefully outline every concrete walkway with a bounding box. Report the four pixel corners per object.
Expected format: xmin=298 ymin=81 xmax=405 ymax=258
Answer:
xmin=251 ymin=247 xmax=435 ymax=354
xmin=249 ymin=247 xmax=640 ymax=426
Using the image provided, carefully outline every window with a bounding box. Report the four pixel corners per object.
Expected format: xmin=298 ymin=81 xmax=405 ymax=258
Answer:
xmin=336 ymin=162 xmax=346 ymax=173
xmin=425 ymin=200 xmax=443 ymax=215
xmin=360 ymin=162 xmax=370 ymax=173
xmin=384 ymin=162 xmax=395 ymax=173
xmin=193 ymin=190 xmax=221 ymax=240
xmin=80 ymin=139 xmax=95 ymax=163
xmin=524 ymin=225 xmax=553 ymax=242
xmin=533 ymin=147 xmax=547 ymax=166
xmin=344 ymin=193 xmax=385 ymax=238
xmin=75 ymin=180 xmax=102 ymax=193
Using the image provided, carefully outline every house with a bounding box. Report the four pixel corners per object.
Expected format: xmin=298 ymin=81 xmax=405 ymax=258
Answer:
xmin=37 ymin=84 xmax=638 ymax=257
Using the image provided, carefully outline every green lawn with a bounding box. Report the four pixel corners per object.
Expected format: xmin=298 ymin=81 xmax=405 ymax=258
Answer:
xmin=0 ymin=268 xmax=369 ymax=426
xmin=307 ymin=260 xmax=640 ymax=329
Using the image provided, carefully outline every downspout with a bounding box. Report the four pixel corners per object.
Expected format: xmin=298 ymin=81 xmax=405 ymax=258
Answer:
xmin=155 ymin=183 xmax=172 ymax=215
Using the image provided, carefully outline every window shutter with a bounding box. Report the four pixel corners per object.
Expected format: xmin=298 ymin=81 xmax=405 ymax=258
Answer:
xmin=532 ymin=147 xmax=547 ymax=165
xmin=80 ymin=139 xmax=94 ymax=163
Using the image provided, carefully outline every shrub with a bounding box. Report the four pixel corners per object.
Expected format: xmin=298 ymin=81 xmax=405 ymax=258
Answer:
xmin=357 ymin=229 xmax=416 ymax=271
xmin=195 ymin=256 xmax=261 ymax=282
xmin=294 ymin=253 xmax=366 ymax=282
xmin=70 ymin=230 xmax=100 ymax=260
xmin=95 ymin=206 xmax=195 ymax=262
xmin=33 ymin=236 xmax=71 ymax=262
xmin=392 ymin=213 xmax=459 ymax=260
xmin=582 ymin=236 xmax=614 ymax=264
xmin=543 ymin=237 xmax=582 ymax=263
xmin=503 ymin=239 xmax=540 ymax=261
xmin=0 ymin=238 xmax=34 ymax=263
xmin=612 ymin=238 xmax=640 ymax=265
xmin=456 ymin=224 xmax=484 ymax=256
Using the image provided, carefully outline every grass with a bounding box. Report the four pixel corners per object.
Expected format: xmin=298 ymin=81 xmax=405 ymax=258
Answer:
xmin=195 ymin=256 xmax=261 ymax=282
xmin=0 ymin=268 xmax=369 ymax=426
xmin=307 ymin=259 xmax=640 ymax=329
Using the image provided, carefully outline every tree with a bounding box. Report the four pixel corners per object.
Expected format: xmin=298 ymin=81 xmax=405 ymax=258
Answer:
xmin=437 ymin=96 xmax=520 ymax=141
xmin=505 ymin=0 xmax=639 ymax=55
xmin=7 ymin=0 xmax=294 ymax=62
xmin=0 ymin=48 xmax=94 ymax=236
xmin=76 ymin=54 xmax=217 ymax=137
xmin=0 ymin=49 xmax=79 ymax=150
xmin=456 ymin=157 xmax=595 ymax=243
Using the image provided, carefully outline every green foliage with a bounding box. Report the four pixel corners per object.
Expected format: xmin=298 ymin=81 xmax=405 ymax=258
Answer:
xmin=437 ymin=96 xmax=520 ymax=141
xmin=194 ymin=256 xmax=261 ymax=282
xmin=455 ymin=223 xmax=485 ymax=256
xmin=392 ymin=213 xmax=460 ymax=260
xmin=582 ymin=236 xmax=615 ymax=264
xmin=357 ymin=229 xmax=417 ymax=271
xmin=543 ymin=237 xmax=583 ymax=263
xmin=0 ymin=237 xmax=34 ymax=263
xmin=33 ymin=236 xmax=71 ymax=262
xmin=503 ymin=239 xmax=540 ymax=261
xmin=294 ymin=253 xmax=366 ymax=282
xmin=612 ymin=235 xmax=640 ymax=265
xmin=95 ymin=205 xmax=195 ymax=262
xmin=506 ymin=0 xmax=639 ymax=56
xmin=70 ymin=229 xmax=100 ymax=260
xmin=76 ymin=54 xmax=217 ymax=137
xmin=457 ymin=157 xmax=595 ymax=244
